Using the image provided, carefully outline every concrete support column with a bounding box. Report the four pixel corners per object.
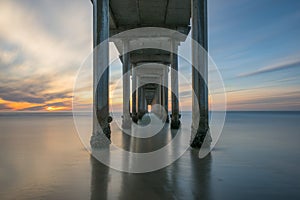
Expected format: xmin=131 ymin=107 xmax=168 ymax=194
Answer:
xmin=137 ymin=76 xmax=141 ymax=112
xmin=122 ymin=40 xmax=131 ymax=128
xmin=158 ymin=79 xmax=163 ymax=118
xmin=132 ymin=67 xmax=138 ymax=123
xmin=191 ymin=0 xmax=209 ymax=148
xmin=142 ymin=86 xmax=147 ymax=118
xmin=163 ymin=67 xmax=169 ymax=123
xmin=137 ymin=77 xmax=145 ymax=119
xmin=131 ymin=66 xmax=137 ymax=117
xmin=158 ymin=78 xmax=162 ymax=106
xmin=142 ymin=88 xmax=147 ymax=111
xmin=91 ymin=0 xmax=111 ymax=148
xmin=170 ymin=40 xmax=180 ymax=129
xmin=155 ymin=86 xmax=160 ymax=105
xmin=161 ymin=85 xmax=164 ymax=106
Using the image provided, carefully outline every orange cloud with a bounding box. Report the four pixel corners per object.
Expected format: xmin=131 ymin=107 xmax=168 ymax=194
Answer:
xmin=0 ymin=98 xmax=43 ymax=110
xmin=46 ymin=106 xmax=70 ymax=111
xmin=0 ymin=97 xmax=72 ymax=111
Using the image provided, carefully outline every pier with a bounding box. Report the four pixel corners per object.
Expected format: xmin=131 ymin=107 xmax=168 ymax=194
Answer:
xmin=90 ymin=0 xmax=208 ymax=148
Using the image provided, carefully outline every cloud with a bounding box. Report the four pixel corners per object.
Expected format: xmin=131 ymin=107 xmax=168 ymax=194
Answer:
xmin=225 ymin=86 xmax=300 ymax=111
xmin=1 ymin=0 xmax=299 ymax=112
xmin=0 ymin=71 xmax=73 ymax=111
xmin=179 ymin=91 xmax=192 ymax=98
xmin=0 ymin=104 xmax=10 ymax=110
xmin=19 ymin=101 xmax=71 ymax=111
xmin=238 ymin=58 xmax=300 ymax=78
xmin=0 ymin=72 xmax=72 ymax=100
xmin=0 ymin=0 xmax=92 ymax=70
xmin=0 ymin=0 xmax=92 ymax=111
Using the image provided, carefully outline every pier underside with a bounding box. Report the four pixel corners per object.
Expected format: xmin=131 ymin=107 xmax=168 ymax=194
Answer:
xmin=91 ymin=0 xmax=209 ymax=148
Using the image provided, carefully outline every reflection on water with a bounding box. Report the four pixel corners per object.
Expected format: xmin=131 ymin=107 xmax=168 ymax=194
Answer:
xmin=90 ymin=153 xmax=212 ymax=199
xmin=0 ymin=114 xmax=91 ymax=200
xmin=1 ymin=112 xmax=300 ymax=199
xmin=112 ymin=122 xmax=176 ymax=153
xmin=89 ymin=112 xmax=195 ymax=173
xmin=90 ymin=127 xmax=213 ymax=199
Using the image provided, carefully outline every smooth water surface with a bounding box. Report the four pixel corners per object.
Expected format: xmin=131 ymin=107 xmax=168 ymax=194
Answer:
xmin=0 ymin=112 xmax=300 ymax=200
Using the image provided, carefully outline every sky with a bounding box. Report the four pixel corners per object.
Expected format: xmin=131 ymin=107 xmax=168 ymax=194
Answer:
xmin=0 ymin=0 xmax=300 ymax=111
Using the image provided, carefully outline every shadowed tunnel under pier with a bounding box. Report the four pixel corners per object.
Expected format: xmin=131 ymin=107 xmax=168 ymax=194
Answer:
xmin=91 ymin=0 xmax=209 ymax=149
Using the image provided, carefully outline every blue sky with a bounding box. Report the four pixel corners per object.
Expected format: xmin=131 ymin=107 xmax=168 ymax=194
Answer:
xmin=0 ymin=0 xmax=299 ymax=111
xmin=209 ymin=0 xmax=300 ymax=110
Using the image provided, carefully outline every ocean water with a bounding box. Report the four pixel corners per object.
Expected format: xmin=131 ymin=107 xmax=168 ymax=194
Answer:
xmin=0 ymin=112 xmax=299 ymax=200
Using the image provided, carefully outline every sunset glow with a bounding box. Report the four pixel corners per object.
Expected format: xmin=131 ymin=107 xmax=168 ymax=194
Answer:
xmin=0 ymin=0 xmax=299 ymax=112
xmin=46 ymin=106 xmax=69 ymax=111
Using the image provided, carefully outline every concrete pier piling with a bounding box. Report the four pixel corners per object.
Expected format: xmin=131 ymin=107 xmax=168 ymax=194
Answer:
xmin=90 ymin=0 xmax=208 ymax=148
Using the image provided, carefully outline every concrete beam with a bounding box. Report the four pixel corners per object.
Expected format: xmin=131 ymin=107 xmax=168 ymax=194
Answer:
xmin=130 ymin=54 xmax=171 ymax=65
xmin=110 ymin=26 xmax=190 ymax=40
xmin=136 ymin=0 xmax=141 ymax=24
xmin=109 ymin=6 xmax=118 ymax=29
